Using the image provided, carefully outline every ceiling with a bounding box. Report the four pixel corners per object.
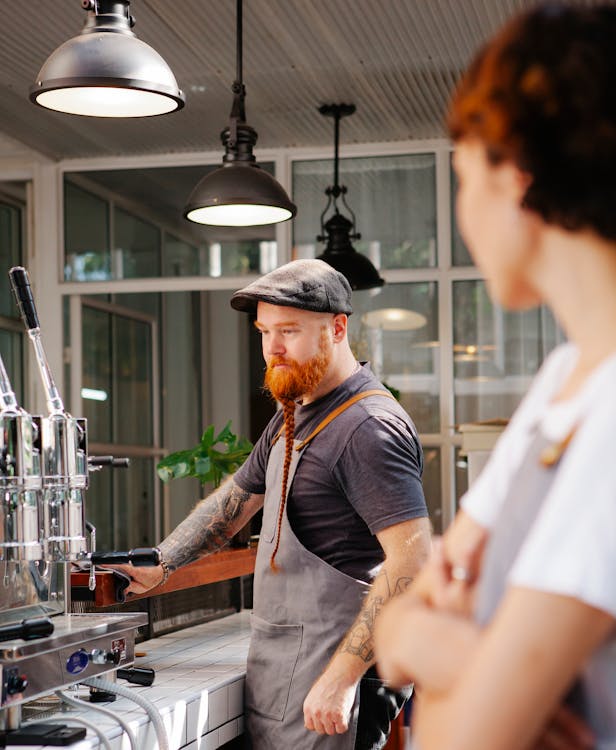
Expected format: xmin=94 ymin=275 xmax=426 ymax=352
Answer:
xmin=0 ymin=0 xmax=585 ymax=162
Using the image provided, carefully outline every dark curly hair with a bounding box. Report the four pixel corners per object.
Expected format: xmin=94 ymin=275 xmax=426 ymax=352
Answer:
xmin=448 ymin=3 xmax=616 ymax=241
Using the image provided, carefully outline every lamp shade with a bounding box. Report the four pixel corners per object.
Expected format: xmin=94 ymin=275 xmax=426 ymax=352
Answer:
xmin=185 ymin=161 xmax=296 ymax=227
xmin=185 ymin=120 xmax=296 ymax=227
xmin=30 ymin=2 xmax=184 ymax=117
xmin=317 ymin=213 xmax=384 ymax=291
xmin=361 ymin=308 xmax=427 ymax=331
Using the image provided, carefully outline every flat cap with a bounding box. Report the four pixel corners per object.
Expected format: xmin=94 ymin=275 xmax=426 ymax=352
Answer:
xmin=230 ymin=259 xmax=353 ymax=315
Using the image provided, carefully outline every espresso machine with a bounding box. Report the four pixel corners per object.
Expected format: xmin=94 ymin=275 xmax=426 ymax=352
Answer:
xmin=0 ymin=267 xmax=160 ymax=744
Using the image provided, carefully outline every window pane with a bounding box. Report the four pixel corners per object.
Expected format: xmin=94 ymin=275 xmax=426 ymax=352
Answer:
xmin=453 ymin=280 xmax=565 ymax=424
xmin=450 ymin=157 xmax=474 ymax=267
xmin=422 ymin=447 xmax=443 ymax=534
xmin=454 ymin=446 xmax=469 ymax=508
xmin=64 ymin=182 xmax=110 ymax=281
xmin=115 ymin=457 xmax=156 ymax=548
xmin=82 ymin=307 xmax=112 ymax=443
xmin=349 ymin=282 xmax=440 ymax=433
xmin=64 ymin=166 xmax=279 ymax=281
xmin=114 ymin=208 xmax=161 ymax=279
xmin=86 ymin=456 xmax=156 ymax=550
xmin=163 ymin=234 xmax=200 ymax=277
xmin=0 ymin=329 xmax=24 ymax=405
xmin=0 ymin=202 xmax=21 ymax=316
xmin=293 ymin=154 xmax=437 ymax=269
xmin=113 ymin=314 xmax=153 ymax=445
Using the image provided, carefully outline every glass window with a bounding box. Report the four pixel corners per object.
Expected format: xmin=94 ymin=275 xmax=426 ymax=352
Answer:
xmin=293 ymin=154 xmax=437 ymax=269
xmin=82 ymin=306 xmax=112 ymax=443
xmin=163 ymin=234 xmax=200 ymax=277
xmin=0 ymin=329 xmax=24 ymax=404
xmin=114 ymin=456 xmax=156 ymax=548
xmin=422 ymin=446 xmax=443 ymax=534
xmin=64 ymin=182 xmax=110 ymax=281
xmin=64 ymin=165 xmax=279 ymax=281
xmin=114 ymin=207 xmax=161 ymax=279
xmin=450 ymin=157 xmax=474 ymax=267
xmin=82 ymin=298 xmax=157 ymax=548
xmin=453 ymin=280 xmax=565 ymax=424
xmin=0 ymin=197 xmax=25 ymax=403
xmin=349 ymin=282 xmax=440 ymax=434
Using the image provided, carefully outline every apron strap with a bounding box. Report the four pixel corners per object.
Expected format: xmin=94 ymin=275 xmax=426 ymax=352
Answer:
xmin=295 ymin=389 xmax=394 ymax=450
xmin=272 ymin=389 xmax=395 ymax=448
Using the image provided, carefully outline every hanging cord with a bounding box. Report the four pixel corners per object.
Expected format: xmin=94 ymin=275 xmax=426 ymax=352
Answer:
xmin=81 ymin=676 xmax=169 ymax=750
xmin=56 ymin=688 xmax=136 ymax=750
xmin=49 ymin=697 xmax=114 ymax=750
xmin=270 ymin=398 xmax=295 ymax=571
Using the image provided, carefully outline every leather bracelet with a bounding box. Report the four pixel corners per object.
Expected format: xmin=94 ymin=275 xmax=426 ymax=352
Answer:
xmin=155 ymin=548 xmax=171 ymax=586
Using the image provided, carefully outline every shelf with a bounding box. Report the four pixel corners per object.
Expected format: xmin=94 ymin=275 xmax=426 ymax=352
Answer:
xmin=71 ymin=547 xmax=257 ymax=608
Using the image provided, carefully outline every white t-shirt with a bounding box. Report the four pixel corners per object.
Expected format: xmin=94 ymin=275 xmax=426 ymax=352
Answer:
xmin=462 ymin=343 xmax=616 ymax=744
xmin=463 ymin=342 xmax=616 ymax=617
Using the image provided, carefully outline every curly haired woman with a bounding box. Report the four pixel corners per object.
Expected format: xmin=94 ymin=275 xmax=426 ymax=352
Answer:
xmin=375 ymin=4 xmax=616 ymax=749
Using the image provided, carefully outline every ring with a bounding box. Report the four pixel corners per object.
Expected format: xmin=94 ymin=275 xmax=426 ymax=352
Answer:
xmin=451 ymin=565 xmax=471 ymax=582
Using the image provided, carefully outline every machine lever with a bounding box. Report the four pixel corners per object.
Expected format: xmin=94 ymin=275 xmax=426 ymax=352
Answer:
xmin=8 ymin=266 xmax=39 ymax=331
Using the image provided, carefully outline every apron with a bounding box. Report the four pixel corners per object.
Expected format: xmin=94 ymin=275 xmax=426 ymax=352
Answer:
xmin=474 ymin=427 xmax=593 ymax=727
xmin=245 ymin=390 xmax=393 ymax=749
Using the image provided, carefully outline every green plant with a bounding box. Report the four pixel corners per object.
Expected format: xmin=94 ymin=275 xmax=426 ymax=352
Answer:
xmin=156 ymin=422 xmax=253 ymax=489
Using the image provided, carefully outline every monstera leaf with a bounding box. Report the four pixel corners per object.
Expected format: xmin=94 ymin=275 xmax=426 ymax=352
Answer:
xmin=156 ymin=422 xmax=253 ymax=489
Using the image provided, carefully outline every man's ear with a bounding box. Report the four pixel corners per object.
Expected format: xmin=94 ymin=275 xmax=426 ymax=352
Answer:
xmin=332 ymin=313 xmax=348 ymax=342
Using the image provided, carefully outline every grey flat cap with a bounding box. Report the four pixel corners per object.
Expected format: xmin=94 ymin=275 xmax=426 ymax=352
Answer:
xmin=230 ymin=259 xmax=353 ymax=315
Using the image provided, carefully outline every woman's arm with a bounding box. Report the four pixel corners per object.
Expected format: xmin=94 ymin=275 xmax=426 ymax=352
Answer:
xmin=412 ymin=587 xmax=614 ymax=750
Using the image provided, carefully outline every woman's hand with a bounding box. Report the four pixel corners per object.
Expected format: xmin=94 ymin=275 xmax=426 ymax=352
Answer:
xmin=423 ymin=537 xmax=478 ymax=617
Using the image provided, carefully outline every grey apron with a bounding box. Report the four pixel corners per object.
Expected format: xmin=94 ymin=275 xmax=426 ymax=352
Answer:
xmin=473 ymin=426 xmax=616 ymax=746
xmin=245 ymin=391 xmax=392 ymax=749
xmin=474 ymin=429 xmax=559 ymax=627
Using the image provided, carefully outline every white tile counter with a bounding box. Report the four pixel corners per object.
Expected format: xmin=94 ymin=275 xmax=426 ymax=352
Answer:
xmin=5 ymin=611 xmax=251 ymax=750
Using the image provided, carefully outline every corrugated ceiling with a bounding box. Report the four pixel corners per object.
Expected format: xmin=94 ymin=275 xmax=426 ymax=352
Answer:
xmin=1 ymin=0 xmax=600 ymax=161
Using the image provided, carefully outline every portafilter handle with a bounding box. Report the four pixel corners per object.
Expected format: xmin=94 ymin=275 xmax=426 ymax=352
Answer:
xmin=90 ymin=547 xmax=162 ymax=567
xmin=0 ymin=617 xmax=54 ymax=643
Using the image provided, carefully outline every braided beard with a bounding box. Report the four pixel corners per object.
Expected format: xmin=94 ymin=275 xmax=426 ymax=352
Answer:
xmin=264 ymin=330 xmax=331 ymax=403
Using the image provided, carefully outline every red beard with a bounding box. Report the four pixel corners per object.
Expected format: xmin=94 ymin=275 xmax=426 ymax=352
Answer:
xmin=264 ymin=334 xmax=331 ymax=402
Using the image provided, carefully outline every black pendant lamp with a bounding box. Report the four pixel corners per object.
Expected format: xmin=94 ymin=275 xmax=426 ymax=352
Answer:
xmin=30 ymin=1 xmax=184 ymax=118
xmin=316 ymin=104 xmax=384 ymax=291
xmin=184 ymin=0 xmax=296 ymax=227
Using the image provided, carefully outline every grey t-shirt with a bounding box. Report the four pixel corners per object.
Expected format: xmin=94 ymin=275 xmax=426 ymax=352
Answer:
xmin=234 ymin=363 xmax=427 ymax=582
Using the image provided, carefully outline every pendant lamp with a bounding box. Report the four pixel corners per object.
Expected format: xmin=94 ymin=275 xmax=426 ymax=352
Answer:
xmin=30 ymin=0 xmax=184 ymax=118
xmin=184 ymin=0 xmax=296 ymax=227
xmin=316 ymin=104 xmax=385 ymax=291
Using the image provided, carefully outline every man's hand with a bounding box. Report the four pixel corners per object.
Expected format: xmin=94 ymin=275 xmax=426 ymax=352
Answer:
xmin=303 ymin=665 xmax=359 ymax=735
xmin=100 ymin=563 xmax=164 ymax=596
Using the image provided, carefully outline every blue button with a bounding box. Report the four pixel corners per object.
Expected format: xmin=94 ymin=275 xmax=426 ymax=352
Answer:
xmin=66 ymin=649 xmax=89 ymax=675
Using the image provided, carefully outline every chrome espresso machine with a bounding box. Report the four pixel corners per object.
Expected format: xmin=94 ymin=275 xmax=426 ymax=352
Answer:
xmin=0 ymin=267 xmax=160 ymax=744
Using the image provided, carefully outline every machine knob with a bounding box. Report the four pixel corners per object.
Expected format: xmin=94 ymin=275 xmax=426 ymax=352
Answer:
xmin=6 ymin=672 xmax=28 ymax=695
xmin=89 ymin=648 xmax=122 ymax=666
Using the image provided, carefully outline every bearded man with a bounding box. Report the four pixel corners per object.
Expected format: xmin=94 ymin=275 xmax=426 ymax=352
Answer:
xmin=119 ymin=259 xmax=431 ymax=750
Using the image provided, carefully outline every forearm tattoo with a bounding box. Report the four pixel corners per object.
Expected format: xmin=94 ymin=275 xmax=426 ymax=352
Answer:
xmin=340 ymin=567 xmax=414 ymax=664
xmin=159 ymin=481 xmax=252 ymax=571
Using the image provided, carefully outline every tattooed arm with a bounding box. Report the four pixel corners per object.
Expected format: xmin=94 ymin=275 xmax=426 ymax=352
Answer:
xmin=110 ymin=477 xmax=264 ymax=595
xmin=303 ymin=516 xmax=432 ymax=736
